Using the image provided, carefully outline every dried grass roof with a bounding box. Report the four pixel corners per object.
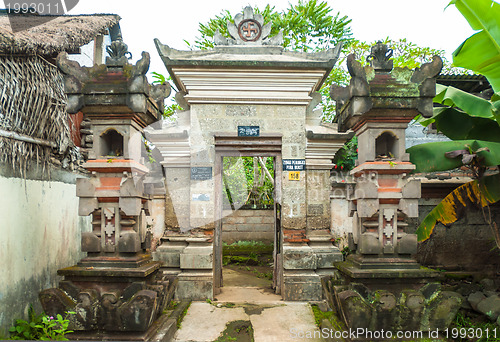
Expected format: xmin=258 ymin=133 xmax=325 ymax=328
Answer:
xmin=0 ymin=13 xmax=120 ymax=55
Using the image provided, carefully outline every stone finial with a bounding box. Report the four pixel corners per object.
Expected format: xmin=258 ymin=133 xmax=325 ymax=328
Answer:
xmin=367 ymin=41 xmax=393 ymax=71
xmin=106 ymin=39 xmax=132 ymax=66
xmin=214 ymin=6 xmax=283 ymax=46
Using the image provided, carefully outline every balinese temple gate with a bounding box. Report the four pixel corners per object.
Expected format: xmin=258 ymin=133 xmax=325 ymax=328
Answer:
xmin=149 ymin=7 xmax=352 ymax=301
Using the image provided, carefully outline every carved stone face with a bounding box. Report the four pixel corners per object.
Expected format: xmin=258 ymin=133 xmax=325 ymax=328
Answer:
xmin=238 ymin=19 xmax=262 ymax=42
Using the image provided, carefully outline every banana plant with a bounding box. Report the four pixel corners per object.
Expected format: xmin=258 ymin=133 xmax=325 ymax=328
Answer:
xmin=407 ymin=0 xmax=500 ymax=246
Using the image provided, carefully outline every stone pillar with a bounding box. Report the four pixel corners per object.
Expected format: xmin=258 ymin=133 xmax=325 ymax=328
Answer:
xmin=328 ymin=42 xmax=461 ymax=331
xmin=39 ymin=41 xmax=176 ymax=337
xmin=281 ymin=99 xmax=352 ymax=300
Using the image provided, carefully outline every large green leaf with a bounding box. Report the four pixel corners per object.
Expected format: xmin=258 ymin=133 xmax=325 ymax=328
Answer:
xmin=449 ymin=0 xmax=500 ymax=92
xmin=408 ymin=140 xmax=500 ymax=173
xmin=434 ymin=84 xmax=494 ymax=119
xmin=416 ymin=173 xmax=500 ymax=242
xmin=426 ymin=107 xmax=500 ymax=142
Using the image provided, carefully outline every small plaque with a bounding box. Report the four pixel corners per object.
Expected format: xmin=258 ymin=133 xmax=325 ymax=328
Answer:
xmin=238 ymin=126 xmax=260 ymax=137
xmin=283 ymin=159 xmax=306 ymax=171
xmin=191 ymin=167 xmax=212 ymax=180
xmin=308 ymin=204 xmax=324 ymax=216
xmin=289 ymin=171 xmax=300 ymax=181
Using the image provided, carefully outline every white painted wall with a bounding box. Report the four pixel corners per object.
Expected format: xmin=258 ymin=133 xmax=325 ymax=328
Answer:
xmin=0 ymin=171 xmax=90 ymax=336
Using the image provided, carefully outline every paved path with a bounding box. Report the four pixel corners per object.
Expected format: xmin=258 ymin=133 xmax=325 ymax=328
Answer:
xmin=174 ymin=300 xmax=322 ymax=342
xmin=174 ymin=267 xmax=323 ymax=341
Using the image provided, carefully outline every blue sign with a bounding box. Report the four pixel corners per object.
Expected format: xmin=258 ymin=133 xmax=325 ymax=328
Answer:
xmin=283 ymin=159 xmax=306 ymax=171
xmin=238 ymin=126 xmax=260 ymax=137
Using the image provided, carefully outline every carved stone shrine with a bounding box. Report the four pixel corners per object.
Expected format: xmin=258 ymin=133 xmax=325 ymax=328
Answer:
xmin=329 ymin=42 xmax=462 ymax=332
xmin=39 ymin=40 xmax=176 ymax=339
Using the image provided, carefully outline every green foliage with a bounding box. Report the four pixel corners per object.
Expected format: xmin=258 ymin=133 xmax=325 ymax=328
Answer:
xmin=450 ymin=0 xmax=500 ymax=92
xmin=409 ymin=0 xmax=500 ymax=244
xmin=223 ymin=157 xmax=274 ymax=208
xmin=409 ymin=140 xmax=500 ymax=173
xmin=332 ymin=136 xmax=357 ymax=172
xmin=8 ymin=305 xmax=74 ymax=341
xmin=151 ymin=72 xmax=182 ymax=119
xmin=194 ymin=0 xmax=353 ymax=52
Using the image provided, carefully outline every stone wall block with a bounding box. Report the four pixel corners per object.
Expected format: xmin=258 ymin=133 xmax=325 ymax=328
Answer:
xmin=398 ymin=233 xmax=417 ymax=255
xmin=180 ymin=245 xmax=213 ymax=270
xmin=283 ymin=245 xmax=317 ymax=270
xmin=120 ymin=177 xmax=144 ymax=197
xmin=76 ymin=178 xmax=96 ymax=197
xmin=402 ymin=179 xmax=421 ymax=198
xmin=81 ymin=232 xmax=101 ymax=252
xmin=78 ymin=197 xmax=98 ymax=216
xmin=119 ymin=197 xmax=142 ymax=216
xmin=118 ymin=231 xmax=141 ymax=253
xmin=356 ymin=199 xmax=378 ymax=218
xmin=359 ymin=233 xmax=381 ymax=255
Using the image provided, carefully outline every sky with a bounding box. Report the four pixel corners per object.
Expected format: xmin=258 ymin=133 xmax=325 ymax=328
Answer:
xmin=15 ymin=0 xmax=479 ymax=79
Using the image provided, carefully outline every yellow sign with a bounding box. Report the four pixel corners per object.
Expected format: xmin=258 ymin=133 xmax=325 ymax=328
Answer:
xmin=289 ymin=171 xmax=300 ymax=181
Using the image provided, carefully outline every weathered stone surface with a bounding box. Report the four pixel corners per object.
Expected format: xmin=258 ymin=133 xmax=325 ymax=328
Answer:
xmin=468 ymin=291 xmax=487 ymax=311
xmin=422 ymin=291 xmax=462 ymax=331
xmin=371 ymin=291 xmax=397 ymax=331
xmin=481 ymin=278 xmax=497 ymax=292
xmin=119 ymin=290 xmax=158 ymax=331
xmin=283 ymin=245 xmax=317 ymax=270
xmin=396 ymin=290 xmax=425 ymax=331
xmin=337 ymin=290 xmax=371 ymax=329
xmin=118 ymin=231 xmax=141 ymax=253
xmin=176 ymin=271 xmax=213 ymax=300
xmin=477 ymin=295 xmax=500 ymax=321
xmin=283 ymin=271 xmax=322 ymax=301
xmin=39 ymin=288 xmax=76 ymax=318
xmin=81 ymin=232 xmax=101 ymax=252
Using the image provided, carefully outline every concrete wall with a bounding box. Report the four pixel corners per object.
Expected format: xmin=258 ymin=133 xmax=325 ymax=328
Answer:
xmin=0 ymin=165 xmax=89 ymax=336
xmin=222 ymin=209 xmax=274 ymax=243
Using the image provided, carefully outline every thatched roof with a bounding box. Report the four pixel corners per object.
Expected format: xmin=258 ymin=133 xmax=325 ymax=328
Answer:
xmin=0 ymin=13 xmax=120 ymax=55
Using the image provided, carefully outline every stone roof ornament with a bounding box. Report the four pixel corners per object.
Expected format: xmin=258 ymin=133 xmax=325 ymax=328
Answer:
xmin=367 ymin=41 xmax=393 ymax=71
xmin=214 ymin=6 xmax=283 ymax=46
xmin=106 ymin=39 xmax=132 ymax=66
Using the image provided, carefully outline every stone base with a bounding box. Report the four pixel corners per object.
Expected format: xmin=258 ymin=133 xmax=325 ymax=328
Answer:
xmin=40 ymin=258 xmax=177 ymax=333
xmin=336 ymin=255 xmax=441 ymax=292
xmin=330 ymin=256 xmax=461 ymax=334
xmin=283 ymin=270 xmax=322 ymax=301
xmin=66 ymin=312 xmax=170 ymax=341
xmin=282 ymin=238 xmax=343 ymax=301
xmin=176 ymin=270 xmax=213 ymax=300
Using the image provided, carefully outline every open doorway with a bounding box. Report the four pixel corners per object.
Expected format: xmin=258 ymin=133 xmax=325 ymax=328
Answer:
xmin=221 ymin=156 xmax=275 ymax=291
xmin=213 ymin=135 xmax=283 ymax=299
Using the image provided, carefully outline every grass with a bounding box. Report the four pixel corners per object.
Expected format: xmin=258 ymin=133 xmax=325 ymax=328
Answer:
xmin=451 ymin=311 xmax=500 ymax=342
xmin=214 ymin=320 xmax=254 ymax=342
xmin=176 ymin=302 xmax=191 ymax=329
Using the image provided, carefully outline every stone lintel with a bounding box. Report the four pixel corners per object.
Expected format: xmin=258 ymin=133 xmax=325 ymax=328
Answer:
xmin=83 ymin=159 xmax=150 ymax=174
